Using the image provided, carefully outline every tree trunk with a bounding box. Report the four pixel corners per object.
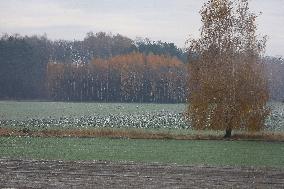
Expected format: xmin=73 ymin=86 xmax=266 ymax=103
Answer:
xmin=224 ymin=128 xmax=232 ymax=138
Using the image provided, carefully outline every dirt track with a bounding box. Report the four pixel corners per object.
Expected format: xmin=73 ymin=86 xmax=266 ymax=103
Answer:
xmin=0 ymin=158 xmax=283 ymax=189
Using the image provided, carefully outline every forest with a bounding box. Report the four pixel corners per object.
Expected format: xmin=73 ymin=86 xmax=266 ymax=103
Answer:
xmin=47 ymin=52 xmax=186 ymax=103
xmin=0 ymin=32 xmax=283 ymax=102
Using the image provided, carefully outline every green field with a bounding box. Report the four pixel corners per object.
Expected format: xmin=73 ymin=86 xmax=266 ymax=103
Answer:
xmin=0 ymin=101 xmax=184 ymax=119
xmin=0 ymin=101 xmax=283 ymax=167
xmin=0 ymin=136 xmax=283 ymax=167
xmin=0 ymin=101 xmax=188 ymax=130
xmin=0 ymin=101 xmax=283 ymax=131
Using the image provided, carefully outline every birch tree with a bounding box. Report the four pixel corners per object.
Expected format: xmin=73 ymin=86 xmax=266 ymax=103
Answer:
xmin=187 ymin=0 xmax=269 ymax=137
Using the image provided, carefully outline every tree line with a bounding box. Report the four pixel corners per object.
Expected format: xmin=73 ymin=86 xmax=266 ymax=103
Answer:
xmin=0 ymin=32 xmax=283 ymax=102
xmin=0 ymin=32 xmax=187 ymax=102
xmin=47 ymin=52 xmax=186 ymax=103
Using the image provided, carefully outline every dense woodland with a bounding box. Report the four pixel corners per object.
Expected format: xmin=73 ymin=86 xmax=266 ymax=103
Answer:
xmin=0 ymin=32 xmax=283 ymax=102
xmin=47 ymin=53 xmax=186 ymax=103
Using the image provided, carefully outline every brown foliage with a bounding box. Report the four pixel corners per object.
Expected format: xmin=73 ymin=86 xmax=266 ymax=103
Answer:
xmin=187 ymin=0 xmax=269 ymax=133
xmin=46 ymin=52 xmax=186 ymax=103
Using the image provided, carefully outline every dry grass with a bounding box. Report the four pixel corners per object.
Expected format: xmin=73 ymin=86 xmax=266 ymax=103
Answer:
xmin=232 ymin=131 xmax=284 ymax=142
xmin=0 ymin=127 xmax=283 ymax=142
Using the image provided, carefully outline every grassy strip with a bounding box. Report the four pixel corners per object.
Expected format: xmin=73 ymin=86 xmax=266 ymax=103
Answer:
xmin=0 ymin=127 xmax=284 ymax=141
xmin=0 ymin=136 xmax=283 ymax=167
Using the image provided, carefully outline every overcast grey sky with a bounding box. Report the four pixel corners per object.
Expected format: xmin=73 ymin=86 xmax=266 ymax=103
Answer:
xmin=0 ymin=0 xmax=283 ymax=56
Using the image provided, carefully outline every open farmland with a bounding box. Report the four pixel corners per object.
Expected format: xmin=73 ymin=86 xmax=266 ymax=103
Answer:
xmin=0 ymin=102 xmax=284 ymax=188
xmin=0 ymin=101 xmax=283 ymax=132
xmin=0 ymin=137 xmax=284 ymax=167
xmin=1 ymin=158 xmax=283 ymax=189
xmin=0 ymin=101 xmax=187 ymax=130
xmin=0 ymin=137 xmax=284 ymax=188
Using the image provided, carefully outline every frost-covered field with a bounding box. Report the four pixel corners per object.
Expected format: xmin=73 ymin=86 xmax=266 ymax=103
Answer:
xmin=0 ymin=101 xmax=283 ymax=131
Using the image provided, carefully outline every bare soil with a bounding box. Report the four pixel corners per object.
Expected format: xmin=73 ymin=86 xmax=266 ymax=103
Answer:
xmin=0 ymin=158 xmax=283 ymax=188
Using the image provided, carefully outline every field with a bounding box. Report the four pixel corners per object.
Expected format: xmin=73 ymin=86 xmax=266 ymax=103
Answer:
xmin=1 ymin=136 xmax=284 ymax=188
xmin=0 ymin=101 xmax=283 ymax=131
xmin=0 ymin=101 xmax=284 ymax=188
xmin=0 ymin=101 xmax=187 ymax=131
xmin=0 ymin=137 xmax=284 ymax=167
xmin=0 ymin=100 xmax=284 ymax=165
xmin=1 ymin=158 xmax=283 ymax=188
